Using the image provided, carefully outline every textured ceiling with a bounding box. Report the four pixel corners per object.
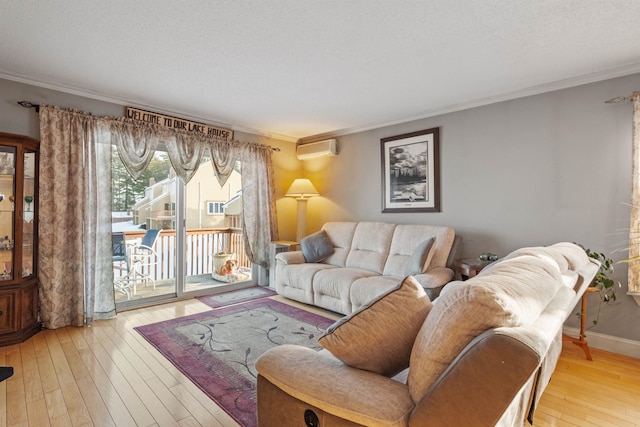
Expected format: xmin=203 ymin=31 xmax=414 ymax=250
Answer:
xmin=2 ymin=0 xmax=640 ymax=141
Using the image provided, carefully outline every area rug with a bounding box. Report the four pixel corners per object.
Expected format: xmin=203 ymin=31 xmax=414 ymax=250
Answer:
xmin=135 ymin=298 xmax=335 ymax=427
xmin=196 ymin=286 xmax=277 ymax=309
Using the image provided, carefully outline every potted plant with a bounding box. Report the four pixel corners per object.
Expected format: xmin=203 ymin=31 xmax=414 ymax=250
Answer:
xmin=578 ymin=244 xmax=621 ymax=326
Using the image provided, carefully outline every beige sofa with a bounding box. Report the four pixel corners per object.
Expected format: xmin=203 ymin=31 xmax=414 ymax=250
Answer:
xmin=257 ymin=242 xmax=599 ymax=426
xmin=275 ymin=221 xmax=458 ymax=315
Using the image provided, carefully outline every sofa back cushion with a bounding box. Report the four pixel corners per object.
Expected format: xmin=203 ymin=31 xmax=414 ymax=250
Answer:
xmin=549 ymin=242 xmax=591 ymax=270
xmin=345 ymin=222 xmax=396 ymax=274
xmin=383 ymin=225 xmax=454 ymax=277
xmin=320 ymin=222 xmax=358 ymax=267
xmin=407 ymin=255 xmax=564 ymax=403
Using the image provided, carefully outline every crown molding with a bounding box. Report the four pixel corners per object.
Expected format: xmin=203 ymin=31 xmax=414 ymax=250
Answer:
xmin=4 ymin=62 xmax=640 ymax=145
xmin=299 ymin=62 xmax=640 ymax=143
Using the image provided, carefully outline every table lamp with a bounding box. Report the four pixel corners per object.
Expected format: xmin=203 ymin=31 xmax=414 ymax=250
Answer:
xmin=285 ymin=178 xmax=319 ymax=242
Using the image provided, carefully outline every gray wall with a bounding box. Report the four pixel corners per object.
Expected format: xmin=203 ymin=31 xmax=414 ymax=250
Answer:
xmin=302 ymin=73 xmax=640 ymax=344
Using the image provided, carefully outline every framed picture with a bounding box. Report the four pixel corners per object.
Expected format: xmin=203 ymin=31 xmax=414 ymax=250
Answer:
xmin=380 ymin=127 xmax=440 ymax=213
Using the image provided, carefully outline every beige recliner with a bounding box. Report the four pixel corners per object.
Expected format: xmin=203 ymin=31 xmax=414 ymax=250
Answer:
xmin=256 ymin=242 xmax=599 ymax=426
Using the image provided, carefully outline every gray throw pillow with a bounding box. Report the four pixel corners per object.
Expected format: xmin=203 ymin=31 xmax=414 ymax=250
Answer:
xmin=405 ymin=237 xmax=435 ymax=276
xmin=300 ymin=230 xmax=334 ymax=263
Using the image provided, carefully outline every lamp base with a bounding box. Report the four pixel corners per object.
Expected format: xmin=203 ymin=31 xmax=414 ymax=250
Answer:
xmin=295 ymin=198 xmax=309 ymax=242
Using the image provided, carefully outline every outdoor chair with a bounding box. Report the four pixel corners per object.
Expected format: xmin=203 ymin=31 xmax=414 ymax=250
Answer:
xmin=112 ymin=232 xmax=130 ymax=298
xmin=113 ymin=229 xmax=161 ymax=299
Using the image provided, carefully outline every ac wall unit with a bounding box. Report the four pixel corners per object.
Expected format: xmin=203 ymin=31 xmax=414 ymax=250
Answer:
xmin=296 ymin=139 xmax=338 ymax=160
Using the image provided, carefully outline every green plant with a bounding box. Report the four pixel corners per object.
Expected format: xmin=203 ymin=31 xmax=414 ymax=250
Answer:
xmin=577 ymin=244 xmax=621 ymax=326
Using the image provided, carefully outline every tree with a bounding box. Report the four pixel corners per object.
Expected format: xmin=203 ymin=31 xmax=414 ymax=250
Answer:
xmin=111 ymin=148 xmax=171 ymax=211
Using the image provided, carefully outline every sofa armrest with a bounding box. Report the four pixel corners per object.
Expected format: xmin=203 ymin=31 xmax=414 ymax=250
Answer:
xmin=414 ymin=267 xmax=455 ymax=299
xmin=410 ymin=328 xmax=543 ymax=427
xmin=256 ymin=345 xmax=414 ymax=426
xmin=275 ymin=251 xmax=306 ymax=265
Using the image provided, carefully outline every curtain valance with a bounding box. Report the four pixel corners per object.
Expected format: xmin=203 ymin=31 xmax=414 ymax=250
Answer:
xmin=107 ymin=116 xmax=269 ymax=185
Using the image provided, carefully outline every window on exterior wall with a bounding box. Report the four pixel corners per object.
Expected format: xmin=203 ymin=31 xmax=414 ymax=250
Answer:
xmin=207 ymin=201 xmax=225 ymax=215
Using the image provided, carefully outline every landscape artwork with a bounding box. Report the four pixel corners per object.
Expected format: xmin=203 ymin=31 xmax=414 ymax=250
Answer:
xmin=381 ymin=128 xmax=440 ymax=212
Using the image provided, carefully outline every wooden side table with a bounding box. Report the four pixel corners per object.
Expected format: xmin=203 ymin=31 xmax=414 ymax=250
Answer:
xmin=455 ymin=258 xmax=493 ymax=280
xmin=562 ymin=287 xmax=599 ymax=361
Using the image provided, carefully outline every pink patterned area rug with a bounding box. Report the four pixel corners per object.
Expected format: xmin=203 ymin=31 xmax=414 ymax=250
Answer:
xmin=135 ymin=298 xmax=335 ymax=427
xmin=196 ymin=286 xmax=277 ymax=309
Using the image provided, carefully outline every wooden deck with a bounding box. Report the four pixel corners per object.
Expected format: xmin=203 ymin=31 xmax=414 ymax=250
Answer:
xmin=114 ymin=273 xmax=251 ymax=303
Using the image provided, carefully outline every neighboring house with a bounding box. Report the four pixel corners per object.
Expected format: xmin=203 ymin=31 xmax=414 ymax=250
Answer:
xmin=132 ymin=161 xmax=242 ymax=230
xmin=223 ymin=191 xmax=242 ymax=228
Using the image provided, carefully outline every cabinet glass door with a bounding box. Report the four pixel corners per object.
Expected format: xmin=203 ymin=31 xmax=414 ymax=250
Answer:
xmin=22 ymin=149 xmax=36 ymax=278
xmin=0 ymin=146 xmax=15 ymax=281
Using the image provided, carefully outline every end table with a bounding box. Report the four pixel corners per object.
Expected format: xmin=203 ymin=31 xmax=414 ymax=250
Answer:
xmin=455 ymin=258 xmax=493 ymax=280
xmin=562 ymin=287 xmax=599 ymax=361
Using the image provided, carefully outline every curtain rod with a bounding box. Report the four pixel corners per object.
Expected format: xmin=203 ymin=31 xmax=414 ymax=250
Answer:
xmin=17 ymin=100 xmax=281 ymax=151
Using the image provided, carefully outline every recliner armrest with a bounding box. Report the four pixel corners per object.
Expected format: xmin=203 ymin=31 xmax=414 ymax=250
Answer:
xmin=275 ymin=251 xmax=306 ymax=265
xmin=410 ymin=329 xmax=543 ymax=427
xmin=256 ymin=345 xmax=414 ymax=426
xmin=414 ymin=267 xmax=455 ymax=299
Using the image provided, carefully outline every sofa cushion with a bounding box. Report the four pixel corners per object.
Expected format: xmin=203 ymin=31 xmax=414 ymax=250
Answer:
xmin=313 ymin=268 xmax=379 ymax=315
xmin=321 ymin=222 xmax=358 ymax=267
xmin=493 ymin=246 xmax=569 ymax=273
xmin=405 ymin=238 xmax=435 ymax=276
xmin=407 ymin=255 xmax=563 ymax=403
xmin=549 ymin=242 xmax=590 ymax=270
xmin=300 ymin=230 xmax=335 ymax=263
xmin=319 ymin=276 xmax=432 ymax=377
xmin=345 ymin=222 xmax=396 ymax=274
xmin=350 ymin=275 xmax=406 ymax=312
xmin=383 ymin=225 xmax=455 ymax=277
xmin=276 ymin=262 xmax=337 ymax=305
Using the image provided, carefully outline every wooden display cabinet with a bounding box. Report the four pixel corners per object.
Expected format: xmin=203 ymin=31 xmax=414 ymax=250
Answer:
xmin=0 ymin=132 xmax=40 ymax=346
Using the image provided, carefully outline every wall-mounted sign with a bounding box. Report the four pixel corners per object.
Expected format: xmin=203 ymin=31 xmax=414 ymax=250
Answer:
xmin=125 ymin=107 xmax=233 ymax=140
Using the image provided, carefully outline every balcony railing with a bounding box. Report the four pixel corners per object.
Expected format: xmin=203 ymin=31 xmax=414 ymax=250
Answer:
xmin=113 ymin=227 xmax=248 ymax=282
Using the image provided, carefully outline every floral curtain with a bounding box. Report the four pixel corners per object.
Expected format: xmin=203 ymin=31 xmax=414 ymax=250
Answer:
xmin=209 ymin=139 xmax=239 ymax=187
xmin=111 ymin=120 xmax=158 ymax=180
xmin=39 ymin=105 xmax=115 ymax=328
xmin=240 ymin=142 xmax=278 ymax=267
xmin=113 ymin=119 xmax=210 ymax=184
xmin=629 ymin=92 xmax=640 ymax=296
xmin=165 ymin=133 xmax=208 ymax=183
xmin=83 ymin=119 xmax=116 ymax=324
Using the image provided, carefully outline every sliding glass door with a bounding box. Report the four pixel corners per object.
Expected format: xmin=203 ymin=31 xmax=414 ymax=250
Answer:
xmin=112 ymin=146 xmax=251 ymax=308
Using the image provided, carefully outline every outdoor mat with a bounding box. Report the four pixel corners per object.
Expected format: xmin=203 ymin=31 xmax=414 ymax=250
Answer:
xmin=196 ymin=286 xmax=277 ymax=309
xmin=135 ymin=298 xmax=335 ymax=427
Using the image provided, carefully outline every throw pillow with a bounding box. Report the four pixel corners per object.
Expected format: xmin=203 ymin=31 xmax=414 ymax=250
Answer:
xmin=300 ymin=230 xmax=335 ymax=263
xmin=319 ymin=275 xmax=432 ymax=377
xmin=405 ymin=237 xmax=435 ymax=276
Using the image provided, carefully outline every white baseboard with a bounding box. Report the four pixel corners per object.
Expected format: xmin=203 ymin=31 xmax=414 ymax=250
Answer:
xmin=563 ymin=327 xmax=640 ymax=359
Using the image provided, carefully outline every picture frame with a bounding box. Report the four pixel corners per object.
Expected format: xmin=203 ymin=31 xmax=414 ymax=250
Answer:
xmin=380 ymin=127 xmax=440 ymax=213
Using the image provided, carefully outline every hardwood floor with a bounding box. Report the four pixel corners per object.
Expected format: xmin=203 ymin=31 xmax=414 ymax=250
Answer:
xmin=0 ymin=297 xmax=638 ymax=427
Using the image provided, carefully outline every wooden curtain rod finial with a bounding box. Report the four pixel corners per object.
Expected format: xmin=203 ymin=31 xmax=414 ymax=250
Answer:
xmin=17 ymin=101 xmax=40 ymax=112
